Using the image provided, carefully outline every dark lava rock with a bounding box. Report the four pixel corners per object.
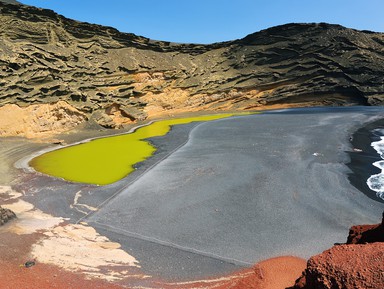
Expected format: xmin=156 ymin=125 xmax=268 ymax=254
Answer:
xmin=0 ymin=206 xmax=16 ymax=225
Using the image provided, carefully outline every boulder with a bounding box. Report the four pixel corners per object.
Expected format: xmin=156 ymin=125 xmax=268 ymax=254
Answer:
xmin=0 ymin=206 xmax=16 ymax=226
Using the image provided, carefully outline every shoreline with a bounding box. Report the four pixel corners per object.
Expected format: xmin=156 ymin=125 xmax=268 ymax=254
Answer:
xmin=347 ymin=118 xmax=384 ymax=203
xmin=29 ymin=114 xmax=242 ymax=185
xmin=14 ymin=120 xmax=156 ymax=180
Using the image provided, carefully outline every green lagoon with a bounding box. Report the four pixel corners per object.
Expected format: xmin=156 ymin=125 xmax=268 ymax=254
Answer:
xmin=30 ymin=114 xmax=241 ymax=185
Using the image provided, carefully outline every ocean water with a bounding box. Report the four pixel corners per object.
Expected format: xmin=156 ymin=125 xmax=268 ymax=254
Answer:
xmin=367 ymin=128 xmax=384 ymax=200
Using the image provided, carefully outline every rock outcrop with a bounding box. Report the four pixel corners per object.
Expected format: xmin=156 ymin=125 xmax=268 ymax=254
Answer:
xmin=347 ymin=212 xmax=384 ymax=244
xmin=1 ymin=2 xmax=384 ymax=136
xmin=0 ymin=100 xmax=87 ymax=138
xmin=0 ymin=206 xmax=16 ymax=225
xmin=290 ymin=214 xmax=384 ymax=289
xmin=291 ymin=243 xmax=384 ymax=289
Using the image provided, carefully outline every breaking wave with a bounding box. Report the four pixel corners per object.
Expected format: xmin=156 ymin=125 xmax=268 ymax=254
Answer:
xmin=367 ymin=134 xmax=384 ymax=200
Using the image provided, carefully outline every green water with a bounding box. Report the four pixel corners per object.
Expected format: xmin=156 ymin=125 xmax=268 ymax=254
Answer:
xmin=30 ymin=113 xmax=241 ymax=185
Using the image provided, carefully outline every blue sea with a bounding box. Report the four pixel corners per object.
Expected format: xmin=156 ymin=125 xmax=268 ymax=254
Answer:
xmin=367 ymin=128 xmax=384 ymax=200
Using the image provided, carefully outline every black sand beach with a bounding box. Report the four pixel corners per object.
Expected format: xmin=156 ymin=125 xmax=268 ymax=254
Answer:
xmin=6 ymin=106 xmax=384 ymax=282
xmin=86 ymin=106 xmax=384 ymax=280
xmin=347 ymin=118 xmax=384 ymax=203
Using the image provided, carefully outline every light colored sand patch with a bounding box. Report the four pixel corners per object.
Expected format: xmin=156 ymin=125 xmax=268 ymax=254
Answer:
xmin=32 ymin=224 xmax=143 ymax=281
xmin=0 ymin=185 xmax=23 ymax=200
xmin=70 ymin=190 xmax=98 ymax=215
xmin=1 ymin=199 xmax=64 ymax=234
xmin=0 ymin=186 xmax=143 ymax=281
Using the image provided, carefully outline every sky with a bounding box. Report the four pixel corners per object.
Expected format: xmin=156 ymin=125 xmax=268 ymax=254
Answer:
xmin=18 ymin=0 xmax=384 ymax=44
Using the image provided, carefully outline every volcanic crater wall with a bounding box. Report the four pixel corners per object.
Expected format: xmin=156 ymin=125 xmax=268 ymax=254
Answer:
xmin=1 ymin=2 xmax=384 ymax=135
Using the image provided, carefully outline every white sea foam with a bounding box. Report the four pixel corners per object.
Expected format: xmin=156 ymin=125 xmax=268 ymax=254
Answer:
xmin=367 ymin=136 xmax=384 ymax=200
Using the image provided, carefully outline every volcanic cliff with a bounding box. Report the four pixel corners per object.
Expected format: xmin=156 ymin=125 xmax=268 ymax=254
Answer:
xmin=290 ymin=213 xmax=384 ymax=289
xmin=0 ymin=1 xmax=384 ymax=136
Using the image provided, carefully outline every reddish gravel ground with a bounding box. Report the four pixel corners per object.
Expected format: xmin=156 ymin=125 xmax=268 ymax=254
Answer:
xmin=0 ymin=227 xmax=306 ymax=289
xmin=152 ymin=256 xmax=306 ymax=289
xmin=0 ymin=231 xmax=124 ymax=289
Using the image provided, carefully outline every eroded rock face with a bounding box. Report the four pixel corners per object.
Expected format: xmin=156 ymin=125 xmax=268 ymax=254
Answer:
xmin=290 ymin=214 xmax=384 ymax=289
xmin=0 ymin=206 xmax=16 ymax=225
xmin=0 ymin=101 xmax=87 ymax=138
xmin=0 ymin=2 xmax=384 ymax=135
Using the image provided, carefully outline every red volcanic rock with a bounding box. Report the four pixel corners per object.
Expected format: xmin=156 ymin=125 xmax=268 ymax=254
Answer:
xmin=290 ymin=213 xmax=384 ymax=289
xmin=347 ymin=212 xmax=384 ymax=244
xmin=166 ymin=256 xmax=306 ymax=289
xmin=290 ymin=243 xmax=384 ymax=289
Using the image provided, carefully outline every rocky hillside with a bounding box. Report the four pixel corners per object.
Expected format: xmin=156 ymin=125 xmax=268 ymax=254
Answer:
xmin=0 ymin=0 xmax=19 ymax=4
xmin=1 ymin=2 xmax=384 ymax=136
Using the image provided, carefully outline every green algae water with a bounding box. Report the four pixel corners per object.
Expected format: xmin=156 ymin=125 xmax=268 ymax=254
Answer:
xmin=30 ymin=114 xmax=241 ymax=185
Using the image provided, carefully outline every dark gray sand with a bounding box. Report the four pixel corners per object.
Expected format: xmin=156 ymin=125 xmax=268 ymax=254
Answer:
xmin=10 ymin=106 xmax=384 ymax=281
xmin=87 ymin=107 xmax=384 ymax=279
xmin=347 ymin=118 xmax=384 ymax=203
